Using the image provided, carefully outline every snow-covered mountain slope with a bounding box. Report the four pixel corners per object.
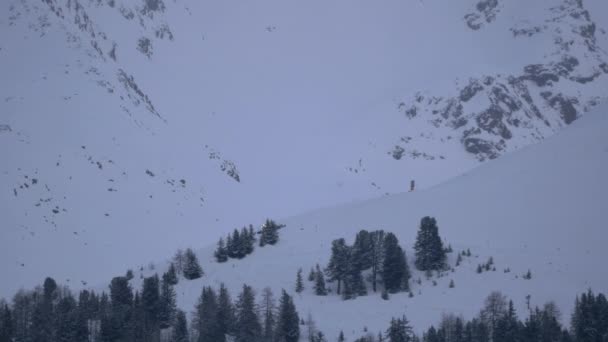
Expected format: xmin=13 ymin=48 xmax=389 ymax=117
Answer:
xmin=127 ymin=103 xmax=608 ymax=340
xmin=1 ymin=0 xmax=608 ymax=297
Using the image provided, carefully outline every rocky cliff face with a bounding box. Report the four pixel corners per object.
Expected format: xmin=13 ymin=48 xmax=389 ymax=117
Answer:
xmin=395 ymin=0 xmax=608 ymax=161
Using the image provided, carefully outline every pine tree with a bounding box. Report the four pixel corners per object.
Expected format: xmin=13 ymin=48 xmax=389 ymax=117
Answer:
xmin=226 ymin=235 xmax=235 ymax=259
xmin=183 ymin=248 xmax=203 ymax=280
xmin=314 ymin=265 xmax=327 ymax=296
xmin=231 ymin=229 xmax=243 ymax=259
xmin=343 ymin=247 xmax=367 ymax=300
xmin=260 ymin=219 xmax=282 ymax=246
xmin=386 ymin=315 xmax=414 ymax=342
xmin=480 ymin=291 xmax=507 ymax=341
xmin=217 ymin=283 xmax=236 ymax=337
xmin=107 ymin=276 xmax=135 ymax=341
xmin=173 ymin=249 xmax=185 ymax=275
xmin=239 ymin=227 xmax=251 ymax=257
xmin=165 ymin=263 xmax=179 ymax=285
xmin=247 ymin=224 xmax=255 ymax=254
xmin=326 ymin=238 xmax=350 ymax=295
xmin=260 ymin=287 xmax=276 ymax=342
xmin=132 ymin=292 xmax=146 ymax=342
xmin=414 ymin=217 xmax=446 ymax=271
xmin=235 ymin=284 xmax=261 ymax=342
xmin=296 ymin=268 xmax=304 ymax=293
xmin=315 ymin=331 xmax=327 ymax=342
xmin=159 ymin=272 xmax=177 ymax=329
xmin=382 ymin=233 xmax=410 ymax=293
xmin=449 ymin=280 xmax=455 ymax=288
xmin=142 ymin=274 xmax=161 ymax=342
xmin=338 ymin=330 xmax=345 ymax=342
xmin=370 ymin=230 xmax=386 ymax=293
xmin=456 ymin=253 xmax=463 ymax=267
xmin=308 ymin=267 xmax=316 ymax=282
xmin=55 ymin=293 xmax=88 ymax=342
xmin=0 ymin=303 xmax=14 ymax=342
xmin=173 ymin=310 xmax=189 ymax=342
xmin=352 ymin=230 xmax=373 ymax=271
xmin=194 ymin=287 xmax=224 ymax=342
xmin=494 ymin=300 xmax=519 ymax=342
xmin=275 ymin=290 xmax=300 ymax=342
xmin=31 ymin=277 xmax=58 ymax=342
xmin=215 ymin=238 xmax=229 ymax=263
xmin=245 ymin=225 xmax=256 ymax=255
xmin=571 ymin=290 xmax=608 ymax=342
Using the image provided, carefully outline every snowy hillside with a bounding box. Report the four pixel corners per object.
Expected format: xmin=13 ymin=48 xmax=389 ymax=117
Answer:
xmin=124 ymin=103 xmax=608 ymax=341
xmin=2 ymin=0 xmax=608 ymax=298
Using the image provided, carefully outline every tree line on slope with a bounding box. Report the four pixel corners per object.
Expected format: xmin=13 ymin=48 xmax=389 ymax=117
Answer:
xmin=347 ymin=290 xmax=608 ymax=342
xmin=299 ymin=216 xmax=448 ymax=300
xmin=0 ymin=276 xmax=304 ymax=342
xmin=1 ymin=278 xmax=606 ymax=342
xmin=214 ymin=219 xmax=284 ymax=263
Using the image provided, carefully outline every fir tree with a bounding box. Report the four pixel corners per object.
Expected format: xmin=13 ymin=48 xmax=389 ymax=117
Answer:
xmin=382 ymin=233 xmax=410 ymax=293
xmin=571 ymin=290 xmax=608 ymax=342
xmin=235 ymin=284 xmax=261 ymax=342
xmin=183 ymin=248 xmax=204 ymax=280
xmin=296 ymin=268 xmax=304 ymax=293
xmin=142 ymin=274 xmax=161 ymax=341
xmin=159 ymin=272 xmax=177 ymax=329
xmin=231 ymin=229 xmax=243 ymax=259
xmin=226 ymin=236 xmax=235 ymax=259
xmin=494 ymin=300 xmax=519 ymax=342
xmin=31 ymin=277 xmax=57 ymax=342
xmin=173 ymin=249 xmax=185 ymax=275
xmin=352 ymin=230 xmax=373 ymax=271
xmin=275 ymin=290 xmax=300 ymax=342
xmin=132 ymin=292 xmax=146 ymax=342
xmin=308 ymin=267 xmax=316 ymax=282
xmin=343 ymin=248 xmax=367 ymax=300
xmin=338 ymin=331 xmax=345 ymax=342
xmin=0 ymin=304 xmax=14 ymax=342
xmin=217 ymin=283 xmax=236 ymax=337
xmin=449 ymin=280 xmax=455 ymax=288
xmin=260 ymin=287 xmax=276 ymax=342
xmin=326 ymin=238 xmax=350 ymax=295
xmin=165 ymin=263 xmax=179 ymax=285
xmin=245 ymin=225 xmax=256 ymax=255
xmin=239 ymin=227 xmax=251 ymax=257
xmin=194 ymin=287 xmax=224 ymax=342
xmin=370 ymin=230 xmax=386 ymax=293
xmin=414 ymin=217 xmax=446 ymax=271
xmin=215 ymin=238 xmax=229 ymax=263
xmin=55 ymin=293 xmax=88 ymax=342
xmin=386 ymin=315 xmax=414 ymax=342
xmin=260 ymin=219 xmax=282 ymax=246
xmin=173 ymin=310 xmax=189 ymax=342
xmin=314 ymin=265 xmax=327 ymax=296
xmin=106 ymin=276 xmax=135 ymax=342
